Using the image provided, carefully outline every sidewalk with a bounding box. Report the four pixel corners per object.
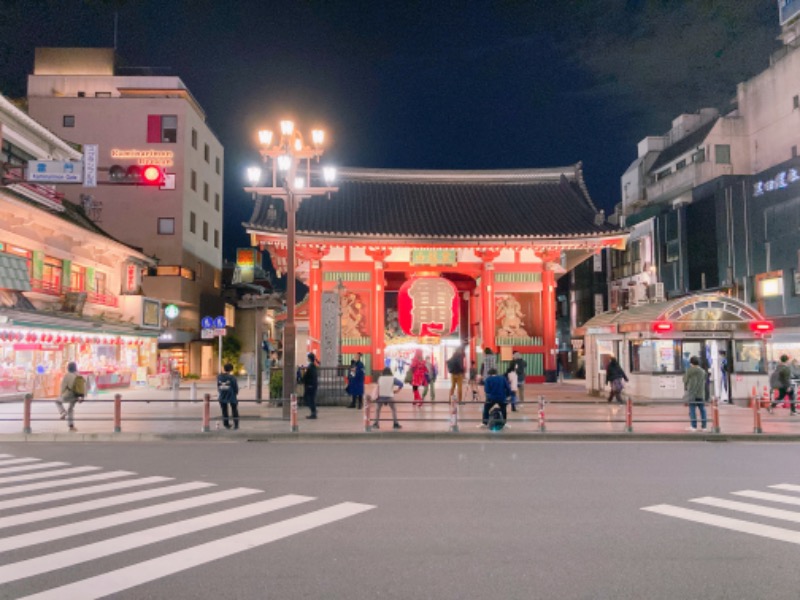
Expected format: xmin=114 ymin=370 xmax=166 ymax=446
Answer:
xmin=1 ymin=378 xmax=799 ymax=442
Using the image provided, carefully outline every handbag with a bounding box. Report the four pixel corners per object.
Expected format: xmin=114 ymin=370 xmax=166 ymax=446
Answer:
xmin=681 ymin=389 xmax=695 ymax=403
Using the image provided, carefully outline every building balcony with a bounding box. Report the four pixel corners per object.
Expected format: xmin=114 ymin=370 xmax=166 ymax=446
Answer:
xmin=645 ymin=161 xmax=733 ymax=203
xmin=28 ymin=281 xmax=119 ymax=307
xmin=141 ymin=274 xmax=199 ymax=306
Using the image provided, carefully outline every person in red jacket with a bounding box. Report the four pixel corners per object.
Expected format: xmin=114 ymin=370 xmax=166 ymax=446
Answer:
xmin=410 ymin=349 xmax=427 ymax=407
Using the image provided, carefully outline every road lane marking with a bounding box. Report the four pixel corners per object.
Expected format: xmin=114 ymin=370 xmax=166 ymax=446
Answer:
xmin=0 ymin=476 xmax=171 ymax=511
xmin=0 ymin=494 xmax=316 ymax=584
xmin=0 ymin=481 xmax=216 ymax=530
xmin=0 ymin=454 xmax=15 ymax=459
xmin=0 ymin=487 xmax=264 ymax=553
xmin=17 ymin=501 xmax=376 ymax=600
xmin=0 ymin=458 xmax=39 ymax=467
xmin=0 ymin=461 xmax=67 ymax=475
xmin=0 ymin=471 xmax=133 ymax=497
xmin=691 ymin=496 xmax=800 ymax=522
xmin=732 ymin=490 xmax=800 ymax=505
xmin=770 ymin=484 xmax=800 ymax=493
xmin=0 ymin=466 xmax=99 ymax=485
xmin=642 ymin=504 xmax=800 ymax=544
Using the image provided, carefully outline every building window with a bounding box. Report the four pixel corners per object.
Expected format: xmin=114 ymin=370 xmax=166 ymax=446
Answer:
xmin=203 ymin=182 xmax=209 ymax=202
xmin=95 ymin=92 xmax=111 ymax=98
xmin=630 ymin=339 xmax=680 ymax=373
xmin=656 ymin=168 xmax=671 ymax=181
xmin=214 ymin=193 xmax=220 ymax=212
xmin=203 ymin=221 xmax=208 ymax=242
xmin=95 ymin=271 xmax=107 ymax=295
xmin=190 ymin=170 xmax=197 ymax=191
xmin=70 ymin=264 xmax=86 ymax=292
xmin=692 ymin=148 xmax=706 ymax=163
xmin=190 ymin=212 xmax=196 ymax=234
xmin=715 ymin=144 xmax=731 ymax=164
xmin=158 ymin=217 xmax=175 ymax=235
xmin=204 ymin=144 xmax=210 ymax=163
xmin=214 ymin=229 xmax=219 ymax=248
xmin=675 ymin=159 xmax=686 ymax=171
xmin=63 ymin=115 xmax=75 ymax=128
xmin=147 ymin=115 xmax=178 ymax=143
xmin=42 ymin=256 xmax=63 ymax=292
xmin=77 ymin=91 xmax=86 ymax=98
xmin=215 ymin=157 xmax=220 ymax=174
xmin=191 ymin=129 xmax=198 ymax=149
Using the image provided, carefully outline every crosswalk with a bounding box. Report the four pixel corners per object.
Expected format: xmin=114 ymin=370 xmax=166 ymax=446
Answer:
xmin=0 ymin=452 xmax=375 ymax=599
xmin=642 ymin=483 xmax=800 ymax=546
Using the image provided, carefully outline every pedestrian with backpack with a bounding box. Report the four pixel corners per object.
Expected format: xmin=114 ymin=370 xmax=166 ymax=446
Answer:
xmin=769 ymin=354 xmax=797 ymax=415
xmin=217 ymin=363 xmax=240 ymax=429
xmin=56 ymin=362 xmax=85 ymax=432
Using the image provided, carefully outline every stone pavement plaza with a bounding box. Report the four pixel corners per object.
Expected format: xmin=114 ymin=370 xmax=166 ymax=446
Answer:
xmin=1 ymin=378 xmax=799 ymax=441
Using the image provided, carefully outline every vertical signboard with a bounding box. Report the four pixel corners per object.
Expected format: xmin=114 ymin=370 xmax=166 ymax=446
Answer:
xmin=83 ymin=144 xmax=98 ymax=188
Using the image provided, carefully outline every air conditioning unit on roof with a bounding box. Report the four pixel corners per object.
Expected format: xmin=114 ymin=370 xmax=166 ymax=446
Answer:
xmin=648 ymin=282 xmax=665 ymax=303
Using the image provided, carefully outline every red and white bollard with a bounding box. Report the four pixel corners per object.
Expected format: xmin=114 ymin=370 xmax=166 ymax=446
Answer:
xmin=625 ymin=396 xmax=633 ymax=433
xmin=711 ymin=396 xmax=720 ymax=434
xmin=364 ymin=395 xmax=372 ymax=432
xmin=22 ymin=393 xmax=32 ymax=434
xmin=113 ymin=393 xmax=122 ymax=433
xmin=449 ymin=396 xmax=459 ymax=432
xmin=202 ymin=393 xmax=211 ymax=432
xmin=753 ymin=391 xmax=763 ymax=434
xmin=538 ymin=395 xmax=546 ymax=432
xmin=290 ymin=393 xmax=298 ymax=432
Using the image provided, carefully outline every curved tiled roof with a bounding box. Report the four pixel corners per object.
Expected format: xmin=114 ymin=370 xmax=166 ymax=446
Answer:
xmin=245 ymin=164 xmax=621 ymax=241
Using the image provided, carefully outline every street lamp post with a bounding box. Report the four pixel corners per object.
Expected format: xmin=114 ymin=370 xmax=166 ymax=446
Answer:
xmin=245 ymin=121 xmax=337 ymax=420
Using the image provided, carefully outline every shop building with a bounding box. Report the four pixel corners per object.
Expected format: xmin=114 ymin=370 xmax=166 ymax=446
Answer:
xmin=245 ymin=166 xmax=626 ymax=382
xmin=25 ymin=47 xmax=225 ymax=377
xmin=0 ymin=93 xmax=159 ymax=398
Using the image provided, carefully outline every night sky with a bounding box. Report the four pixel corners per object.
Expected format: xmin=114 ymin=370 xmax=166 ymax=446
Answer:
xmin=0 ymin=0 xmax=783 ymax=269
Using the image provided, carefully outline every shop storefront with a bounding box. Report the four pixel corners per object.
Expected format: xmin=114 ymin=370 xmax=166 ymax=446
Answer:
xmin=0 ymin=309 xmax=158 ymax=398
xmin=579 ymin=294 xmax=772 ymax=402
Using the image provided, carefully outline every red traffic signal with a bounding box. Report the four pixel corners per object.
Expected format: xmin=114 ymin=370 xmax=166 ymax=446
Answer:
xmin=108 ymin=164 xmax=165 ymax=186
xmin=749 ymin=321 xmax=774 ymax=334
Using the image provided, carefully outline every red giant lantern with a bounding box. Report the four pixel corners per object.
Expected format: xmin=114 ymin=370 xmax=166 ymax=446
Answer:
xmin=397 ymin=276 xmax=459 ymax=337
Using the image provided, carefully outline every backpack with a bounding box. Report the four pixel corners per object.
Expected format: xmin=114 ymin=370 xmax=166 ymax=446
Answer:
xmin=487 ymin=405 xmax=506 ymax=431
xmin=72 ymin=374 xmax=86 ymax=396
xmin=447 ymin=354 xmax=460 ymax=373
xmin=770 ymin=366 xmax=785 ymax=389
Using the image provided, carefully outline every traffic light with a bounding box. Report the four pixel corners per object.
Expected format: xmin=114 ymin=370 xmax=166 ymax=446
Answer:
xmin=108 ymin=164 xmax=165 ymax=186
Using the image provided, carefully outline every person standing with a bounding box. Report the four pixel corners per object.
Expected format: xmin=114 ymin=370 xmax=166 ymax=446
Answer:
xmin=373 ymin=367 xmax=403 ymax=429
xmin=217 ymin=363 xmax=240 ymax=430
xmin=447 ymin=347 xmax=466 ymax=402
xmin=467 ymin=360 xmax=480 ymax=402
xmin=422 ymin=356 xmax=437 ymax=403
xmin=506 ymin=364 xmax=519 ymax=412
xmin=606 ymin=357 xmax=628 ymax=404
xmin=480 ymin=348 xmax=497 ymax=381
xmin=511 ymin=351 xmax=527 ymax=403
xmin=347 ymin=353 xmax=365 ymax=409
xmin=769 ymin=354 xmax=797 ymax=415
xmin=683 ymin=356 xmax=707 ymax=431
xmin=410 ymin=349 xmax=427 ymax=407
xmin=303 ymin=352 xmax=319 ymax=419
xmin=56 ymin=362 xmax=84 ymax=432
xmin=481 ymin=368 xmax=511 ymax=427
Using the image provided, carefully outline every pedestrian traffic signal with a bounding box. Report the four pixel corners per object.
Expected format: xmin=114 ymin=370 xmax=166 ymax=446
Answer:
xmin=108 ymin=164 xmax=165 ymax=186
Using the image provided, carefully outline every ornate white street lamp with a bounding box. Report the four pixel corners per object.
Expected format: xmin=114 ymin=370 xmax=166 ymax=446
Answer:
xmin=245 ymin=120 xmax=337 ymax=419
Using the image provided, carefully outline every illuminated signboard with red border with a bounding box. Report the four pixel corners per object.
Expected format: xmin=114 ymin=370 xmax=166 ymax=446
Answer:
xmin=398 ymin=276 xmax=459 ymax=337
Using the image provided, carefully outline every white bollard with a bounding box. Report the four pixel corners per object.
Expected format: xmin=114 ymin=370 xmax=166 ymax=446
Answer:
xmin=190 ymin=381 xmax=197 ymax=402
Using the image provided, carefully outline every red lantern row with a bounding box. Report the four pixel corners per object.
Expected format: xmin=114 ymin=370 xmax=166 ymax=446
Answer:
xmin=0 ymin=332 xmax=146 ymax=345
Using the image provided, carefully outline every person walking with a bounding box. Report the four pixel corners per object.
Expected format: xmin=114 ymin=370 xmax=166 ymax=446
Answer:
xmin=373 ymin=367 xmax=403 ymax=429
xmin=303 ymin=352 xmax=319 ymax=419
xmin=56 ymin=362 xmax=84 ymax=432
xmin=506 ymin=364 xmax=519 ymax=412
xmin=467 ymin=359 xmax=479 ymax=402
xmin=422 ymin=357 xmax=437 ymax=403
xmin=347 ymin=353 xmax=365 ymax=409
xmin=769 ymin=354 xmax=797 ymax=415
xmin=606 ymin=357 xmax=628 ymax=403
xmin=217 ymin=363 xmax=240 ymax=430
xmin=410 ymin=349 xmax=427 ymax=407
xmin=481 ymin=368 xmax=511 ymax=428
xmin=511 ymin=351 xmax=527 ymax=403
xmin=683 ymin=356 xmax=707 ymax=431
xmin=447 ymin=347 xmax=466 ymax=402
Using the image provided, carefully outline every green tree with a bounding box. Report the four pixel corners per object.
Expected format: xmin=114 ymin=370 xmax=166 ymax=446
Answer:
xmin=214 ymin=334 xmax=242 ymax=373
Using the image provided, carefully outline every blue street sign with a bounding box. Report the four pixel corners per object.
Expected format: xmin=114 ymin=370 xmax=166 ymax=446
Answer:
xmin=201 ymin=316 xmax=213 ymax=329
xmin=214 ymin=316 xmax=226 ymax=329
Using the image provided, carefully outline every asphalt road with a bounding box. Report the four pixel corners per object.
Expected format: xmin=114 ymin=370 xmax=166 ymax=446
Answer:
xmin=0 ymin=439 xmax=797 ymax=599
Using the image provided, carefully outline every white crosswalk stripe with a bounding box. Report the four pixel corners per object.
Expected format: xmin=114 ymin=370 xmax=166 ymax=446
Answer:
xmin=0 ymin=454 xmax=376 ymax=599
xmin=0 ymin=465 xmax=99 ymax=485
xmin=642 ymin=481 xmax=800 ymax=546
xmin=0 ymin=461 xmax=67 ymax=475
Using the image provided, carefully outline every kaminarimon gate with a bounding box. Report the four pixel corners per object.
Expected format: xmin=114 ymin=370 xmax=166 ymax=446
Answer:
xmin=245 ymin=164 xmax=626 ymax=382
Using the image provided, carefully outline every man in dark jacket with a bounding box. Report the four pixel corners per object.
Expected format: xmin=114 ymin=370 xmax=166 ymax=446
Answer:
xmin=217 ymin=363 xmax=240 ymax=430
xmin=769 ymin=354 xmax=797 ymax=415
xmin=482 ymin=368 xmax=511 ymax=427
xmin=303 ymin=352 xmax=319 ymax=419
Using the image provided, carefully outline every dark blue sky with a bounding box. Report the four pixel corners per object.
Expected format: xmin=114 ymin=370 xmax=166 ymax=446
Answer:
xmin=0 ymin=1 xmax=782 ymax=264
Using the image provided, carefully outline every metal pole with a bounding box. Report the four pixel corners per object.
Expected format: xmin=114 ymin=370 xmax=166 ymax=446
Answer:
xmin=290 ymin=392 xmax=298 ymax=432
xmin=218 ymin=333 xmax=223 ymax=376
xmin=114 ymin=394 xmax=122 ymax=433
xmin=202 ymin=393 xmax=211 ymax=432
xmin=625 ymin=396 xmax=633 ymax=433
xmin=22 ymin=393 xmax=32 ymax=434
xmin=255 ymin=306 xmax=263 ymax=402
xmin=282 ymin=192 xmax=296 ymax=421
xmin=711 ymin=396 xmax=720 ymax=433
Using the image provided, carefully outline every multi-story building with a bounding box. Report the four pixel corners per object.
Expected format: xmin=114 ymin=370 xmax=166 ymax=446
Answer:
xmin=0 ymin=92 xmax=159 ymax=398
xmin=26 ymin=47 xmax=225 ymax=376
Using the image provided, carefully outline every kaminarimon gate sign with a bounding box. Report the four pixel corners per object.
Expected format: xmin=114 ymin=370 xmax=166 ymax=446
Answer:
xmin=245 ymin=164 xmax=627 ymax=382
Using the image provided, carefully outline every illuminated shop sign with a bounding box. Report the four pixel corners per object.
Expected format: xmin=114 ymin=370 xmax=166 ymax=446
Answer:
xmin=110 ymin=149 xmax=175 ymax=167
xmin=398 ymin=276 xmax=459 ymax=337
xmin=753 ymin=168 xmax=800 ymax=197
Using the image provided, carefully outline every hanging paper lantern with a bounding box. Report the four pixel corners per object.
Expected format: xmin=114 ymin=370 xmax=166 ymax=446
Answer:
xmin=397 ymin=276 xmax=459 ymax=337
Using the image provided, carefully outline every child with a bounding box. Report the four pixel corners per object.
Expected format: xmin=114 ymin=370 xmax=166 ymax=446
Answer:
xmin=506 ymin=364 xmax=518 ymax=412
xmin=373 ymin=367 xmax=403 ymax=429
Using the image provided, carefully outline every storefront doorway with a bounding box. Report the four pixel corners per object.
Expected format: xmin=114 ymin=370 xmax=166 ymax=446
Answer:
xmin=682 ymin=339 xmax=732 ymax=402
